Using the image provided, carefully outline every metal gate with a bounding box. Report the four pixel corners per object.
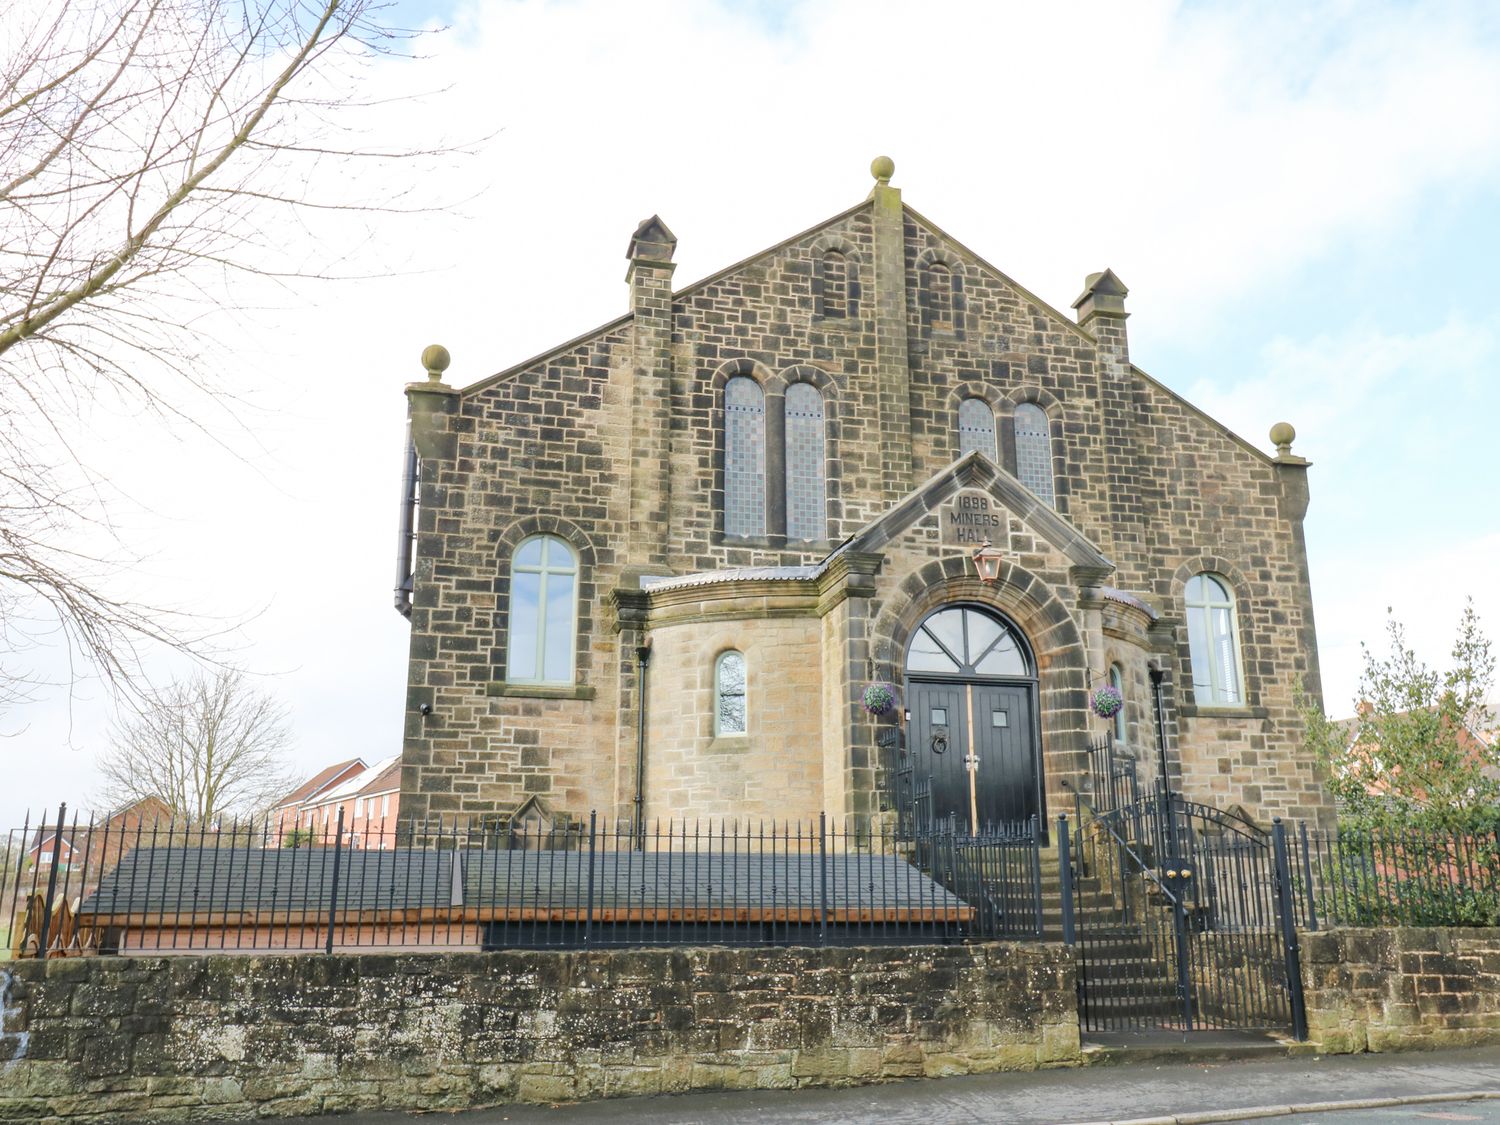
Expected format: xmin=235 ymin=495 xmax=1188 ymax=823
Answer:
xmin=1066 ymin=791 xmax=1307 ymax=1036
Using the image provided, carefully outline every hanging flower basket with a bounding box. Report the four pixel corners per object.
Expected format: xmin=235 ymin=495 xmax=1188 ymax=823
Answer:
xmin=1091 ymin=684 xmax=1124 ymax=719
xmin=862 ymin=683 xmax=897 ymax=716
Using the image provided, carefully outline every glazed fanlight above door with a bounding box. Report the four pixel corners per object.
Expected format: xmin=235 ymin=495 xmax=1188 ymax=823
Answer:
xmin=906 ymin=606 xmax=1029 ymax=678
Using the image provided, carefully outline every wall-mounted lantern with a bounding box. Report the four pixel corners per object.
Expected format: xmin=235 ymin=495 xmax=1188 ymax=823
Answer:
xmin=971 ymin=540 xmax=1008 ymax=585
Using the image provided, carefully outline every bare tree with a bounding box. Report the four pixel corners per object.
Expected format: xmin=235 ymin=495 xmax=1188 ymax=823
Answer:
xmin=98 ymin=667 xmax=295 ymax=819
xmin=0 ymin=0 xmax=435 ymax=703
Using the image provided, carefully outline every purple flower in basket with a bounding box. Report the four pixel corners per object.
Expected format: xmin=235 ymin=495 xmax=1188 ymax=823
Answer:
xmin=1091 ymin=684 xmax=1124 ymax=719
xmin=862 ymin=683 xmax=896 ymax=716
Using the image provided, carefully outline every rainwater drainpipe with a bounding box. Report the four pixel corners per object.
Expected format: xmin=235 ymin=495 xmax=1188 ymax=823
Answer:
xmin=393 ymin=423 xmax=418 ymax=618
xmin=633 ymin=641 xmax=651 ymax=850
xmin=1149 ymin=665 xmax=1172 ymax=799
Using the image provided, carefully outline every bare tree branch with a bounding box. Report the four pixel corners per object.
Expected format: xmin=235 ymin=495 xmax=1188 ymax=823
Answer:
xmin=97 ymin=667 xmax=296 ymax=818
xmin=0 ymin=0 xmax=444 ymax=709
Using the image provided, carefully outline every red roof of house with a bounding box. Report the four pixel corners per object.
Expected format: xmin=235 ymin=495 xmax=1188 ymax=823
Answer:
xmin=273 ymin=759 xmax=365 ymax=810
xmin=355 ymin=758 xmax=402 ymax=796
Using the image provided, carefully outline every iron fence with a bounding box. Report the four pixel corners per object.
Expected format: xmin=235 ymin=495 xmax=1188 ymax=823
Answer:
xmin=3 ymin=805 xmax=1045 ymax=958
xmin=1083 ymin=736 xmax=1140 ymax=817
xmin=1285 ymin=820 xmax=1500 ymax=930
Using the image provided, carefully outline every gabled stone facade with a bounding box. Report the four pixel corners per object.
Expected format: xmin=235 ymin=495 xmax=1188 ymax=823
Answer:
xmin=396 ymin=159 xmax=1330 ymax=831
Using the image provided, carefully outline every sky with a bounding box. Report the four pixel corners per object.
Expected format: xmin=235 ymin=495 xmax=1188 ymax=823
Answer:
xmin=5 ymin=0 xmax=1500 ymax=826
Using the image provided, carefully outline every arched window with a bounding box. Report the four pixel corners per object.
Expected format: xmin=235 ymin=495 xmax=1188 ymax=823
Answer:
xmin=818 ymin=251 xmax=848 ymax=318
xmin=906 ymin=606 xmax=1030 ymax=677
xmin=1013 ymin=402 xmax=1055 ymax=505
xmin=724 ymin=376 xmax=766 ymax=537
xmin=1185 ymin=574 xmax=1244 ymax=706
xmin=927 ymin=263 xmax=954 ymax=330
xmin=506 ymin=535 xmax=578 ymax=684
xmin=785 ymin=382 xmax=826 ymax=541
xmin=715 ymin=651 xmax=747 ymax=736
xmin=1109 ymin=663 xmax=1127 ymax=744
xmin=958 ymin=397 xmax=997 ymax=462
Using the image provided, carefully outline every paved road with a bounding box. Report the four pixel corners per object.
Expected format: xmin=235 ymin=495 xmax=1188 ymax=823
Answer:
xmin=266 ymin=1045 xmax=1500 ymax=1125
xmin=1277 ymin=1101 xmax=1500 ymax=1124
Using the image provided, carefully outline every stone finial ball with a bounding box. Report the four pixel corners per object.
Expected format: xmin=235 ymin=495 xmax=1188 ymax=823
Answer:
xmin=421 ymin=344 xmax=451 ymax=377
xmin=1269 ymin=421 xmax=1296 ymax=449
xmin=870 ymin=155 xmax=895 ymax=184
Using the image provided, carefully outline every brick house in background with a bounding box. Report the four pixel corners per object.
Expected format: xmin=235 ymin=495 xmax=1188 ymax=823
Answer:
xmin=268 ymin=758 xmax=365 ymax=847
xmin=284 ymin=755 xmax=403 ymax=849
xmin=27 ymin=795 xmax=173 ymax=879
xmin=394 ymin=158 xmax=1330 ymax=834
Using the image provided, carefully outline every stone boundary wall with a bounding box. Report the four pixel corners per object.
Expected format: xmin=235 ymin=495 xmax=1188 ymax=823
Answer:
xmin=0 ymin=942 xmax=1078 ymax=1122
xmin=1302 ymin=927 xmax=1500 ymax=1053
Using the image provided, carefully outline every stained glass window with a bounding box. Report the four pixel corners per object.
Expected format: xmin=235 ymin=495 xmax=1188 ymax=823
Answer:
xmin=725 ymin=376 xmax=765 ymax=537
xmin=958 ymin=397 xmax=997 ymax=462
xmin=506 ymin=535 xmax=577 ymax=684
xmin=716 ymin=651 xmax=747 ymax=735
xmin=1185 ymin=574 xmax=1244 ymax=706
xmin=1013 ymin=402 xmax=1055 ymax=505
xmin=785 ymin=382 xmax=826 ymax=541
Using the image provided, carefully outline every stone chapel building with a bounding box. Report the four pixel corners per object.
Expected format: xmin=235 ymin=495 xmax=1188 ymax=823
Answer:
xmin=394 ymin=158 xmax=1330 ymax=834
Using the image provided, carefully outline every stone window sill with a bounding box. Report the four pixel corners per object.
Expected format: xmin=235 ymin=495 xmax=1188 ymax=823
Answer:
xmin=486 ymin=682 xmax=596 ymax=701
xmin=708 ymin=735 xmax=750 ymax=753
xmin=1180 ymin=704 xmax=1269 ymax=720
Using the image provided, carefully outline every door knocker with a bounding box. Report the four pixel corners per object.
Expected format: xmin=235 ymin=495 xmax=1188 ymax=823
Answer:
xmin=930 ymin=727 xmax=949 ymax=755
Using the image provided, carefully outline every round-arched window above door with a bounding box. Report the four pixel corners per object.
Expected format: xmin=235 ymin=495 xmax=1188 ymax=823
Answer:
xmin=905 ymin=606 xmax=1031 ymax=678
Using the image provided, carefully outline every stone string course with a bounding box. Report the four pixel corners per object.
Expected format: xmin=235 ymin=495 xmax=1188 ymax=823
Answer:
xmin=0 ymin=942 xmax=1078 ymax=1122
xmin=1301 ymin=926 xmax=1500 ymax=1053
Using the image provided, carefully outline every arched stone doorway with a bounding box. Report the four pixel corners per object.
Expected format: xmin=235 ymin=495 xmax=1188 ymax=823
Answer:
xmin=904 ymin=604 xmax=1042 ymax=834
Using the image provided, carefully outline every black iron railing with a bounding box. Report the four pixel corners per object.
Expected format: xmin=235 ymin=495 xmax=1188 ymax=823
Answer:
xmin=2 ymin=806 xmax=1045 ymax=957
xmin=1084 ymin=736 xmax=1140 ymax=817
xmin=1285 ymin=821 xmax=1500 ymax=930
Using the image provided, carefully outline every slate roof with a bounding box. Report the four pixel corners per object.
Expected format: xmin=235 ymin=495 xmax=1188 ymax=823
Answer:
xmin=641 ymin=566 xmax=821 ymax=592
xmin=82 ymin=847 xmax=971 ymax=919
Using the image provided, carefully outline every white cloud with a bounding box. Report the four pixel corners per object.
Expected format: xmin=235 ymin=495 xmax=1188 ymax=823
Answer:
xmin=5 ymin=0 xmax=1500 ymax=822
xmin=1183 ymin=318 xmax=1495 ymax=463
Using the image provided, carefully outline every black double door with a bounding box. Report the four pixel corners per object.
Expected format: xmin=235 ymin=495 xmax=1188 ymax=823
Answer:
xmin=907 ymin=679 xmax=1039 ymax=834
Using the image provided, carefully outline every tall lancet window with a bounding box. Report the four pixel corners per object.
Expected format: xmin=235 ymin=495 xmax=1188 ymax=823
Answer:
xmin=819 ymin=251 xmax=848 ymax=318
xmin=724 ymin=375 xmax=766 ymax=536
xmin=784 ymin=382 xmax=826 ymax=541
xmin=928 ymin=264 xmax=954 ymax=330
xmin=958 ymin=397 xmax=997 ymax=462
xmin=1013 ymin=402 xmax=1055 ymax=504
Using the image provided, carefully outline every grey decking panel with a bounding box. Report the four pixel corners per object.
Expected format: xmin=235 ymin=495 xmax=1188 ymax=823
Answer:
xmin=82 ymin=847 xmax=971 ymax=914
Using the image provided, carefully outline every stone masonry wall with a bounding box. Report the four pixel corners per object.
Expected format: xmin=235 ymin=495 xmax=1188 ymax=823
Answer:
xmin=644 ymin=612 xmax=825 ymax=822
xmin=400 ymin=179 xmax=1329 ymax=830
xmin=1302 ymin=927 xmax=1500 ymax=1053
xmin=0 ymin=943 xmax=1079 ymax=1122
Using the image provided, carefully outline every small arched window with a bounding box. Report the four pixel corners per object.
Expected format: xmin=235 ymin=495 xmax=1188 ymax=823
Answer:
xmin=785 ymin=382 xmax=826 ymax=542
xmin=715 ymin=651 xmax=747 ymax=736
xmin=958 ymin=397 xmax=997 ymax=462
xmin=1013 ymin=402 xmax=1055 ymax=505
xmin=1109 ymin=663 xmax=1127 ymax=744
xmin=927 ymin=264 xmax=954 ymax=330
xmin=818 ymin=251 xmax=848 ymax=318
xmin=507 ymin=535 xmax=579 ymax=683
xmin=1185 ymin=574 xmax=1244 ymax=706
xmin=724 ymin=376 xmax=766 ymax=537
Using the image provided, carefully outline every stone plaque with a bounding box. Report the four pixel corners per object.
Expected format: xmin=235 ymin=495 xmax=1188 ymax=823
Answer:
xmin=942 ymin=490 xmax=1007 ymax=547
